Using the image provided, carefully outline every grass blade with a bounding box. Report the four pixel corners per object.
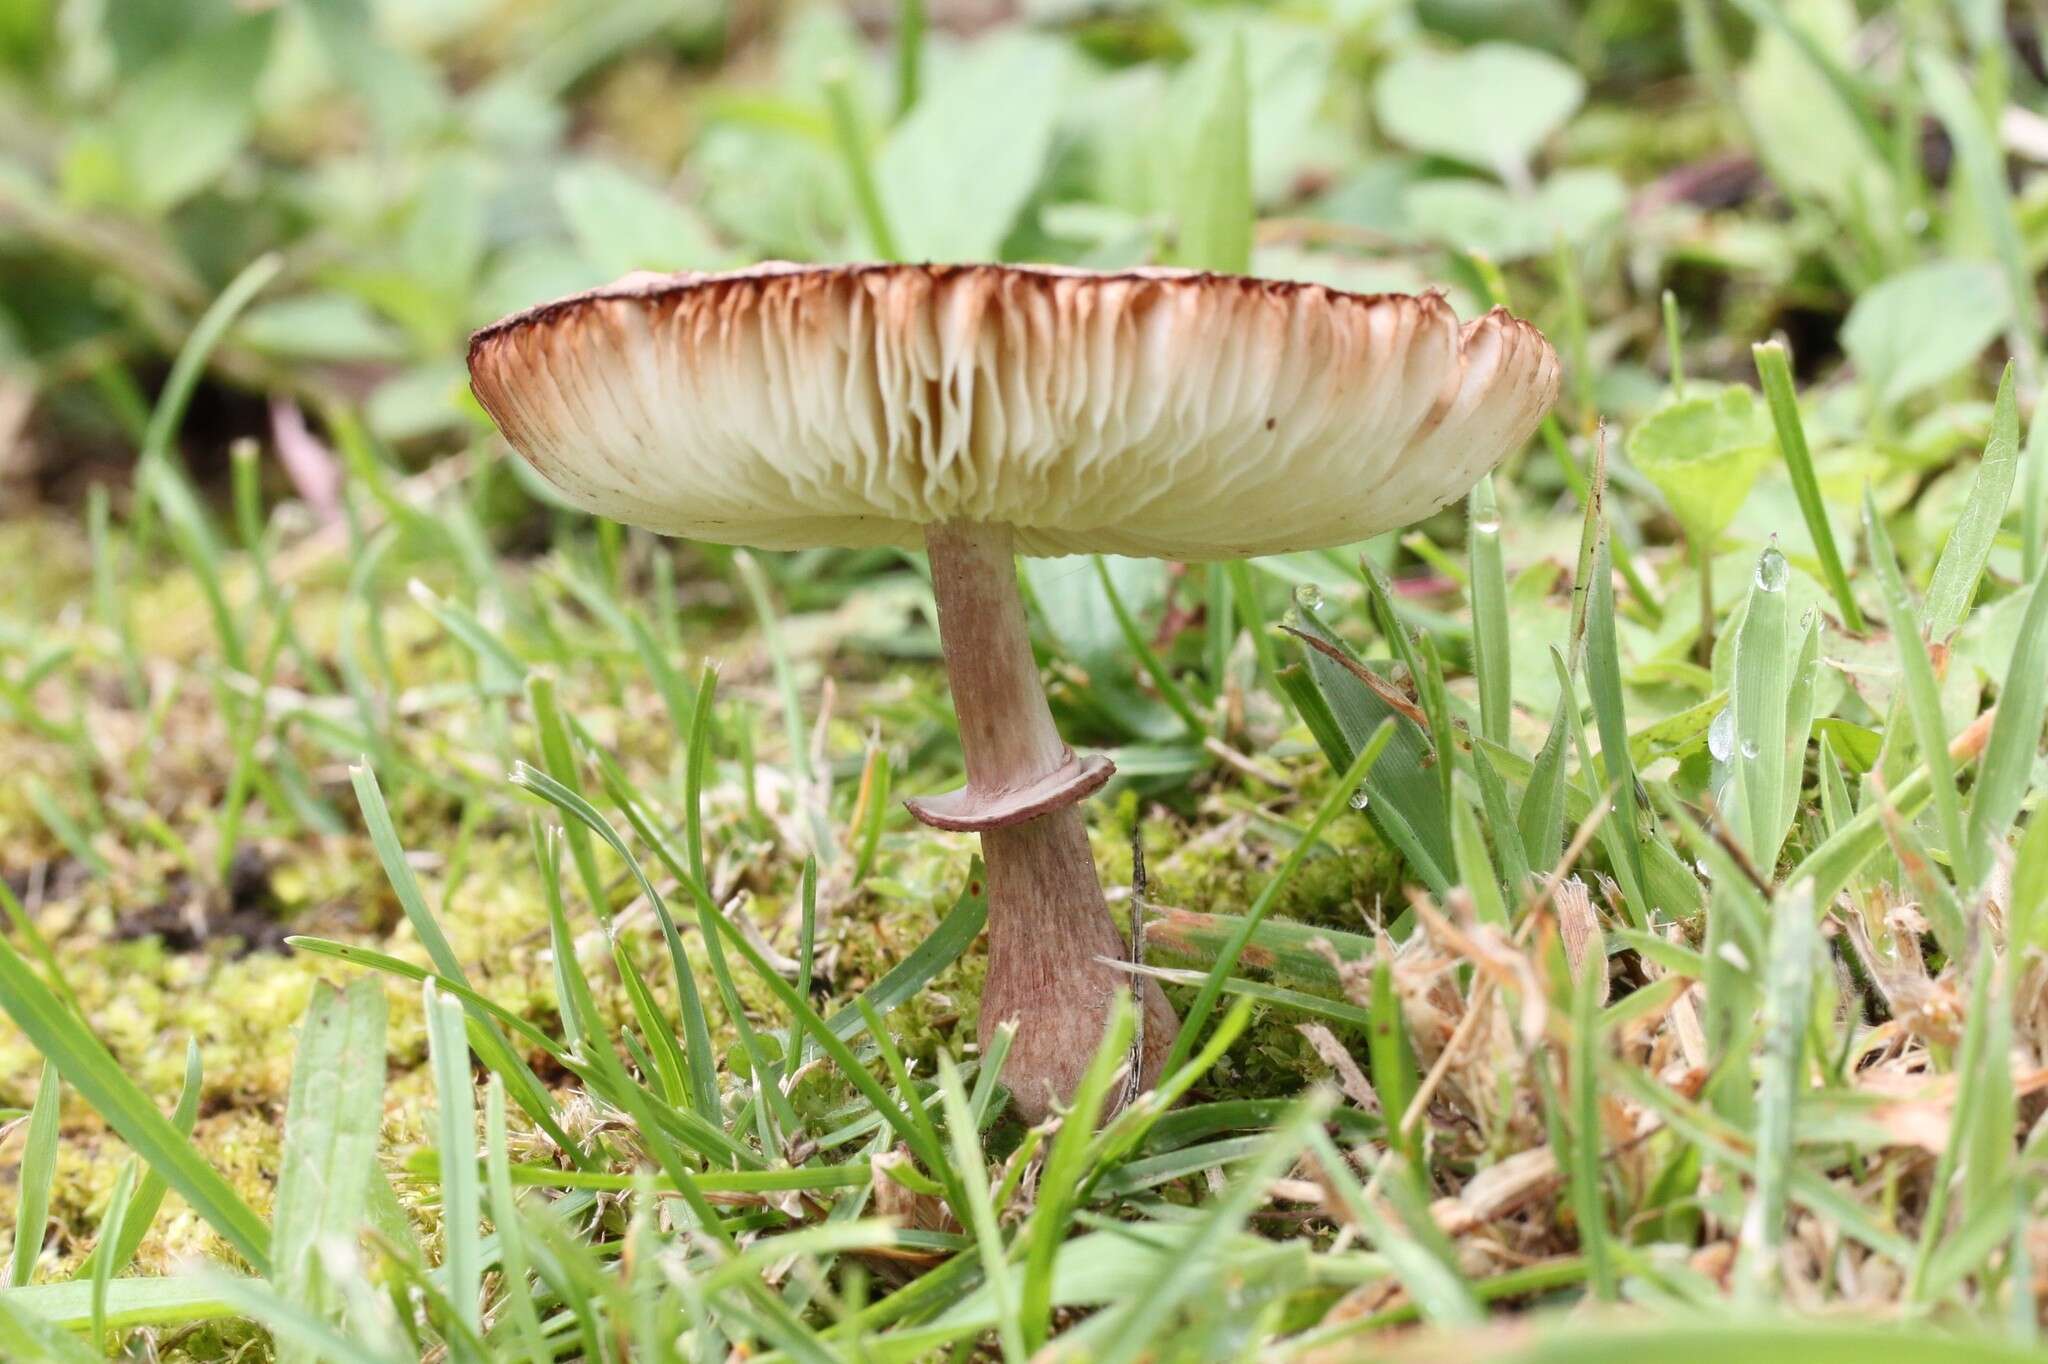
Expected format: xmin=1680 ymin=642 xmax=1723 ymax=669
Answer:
xmin=1021 ymin=995 xmax=1135 ymax=1351
xmin=1966 ymin=570 xmax=2048 ymax=863
xmin=2025 ymin=402 xmax=2047 ymax=584
xmin=1917 ymin=53 xmax=2043 ymax=376
xmin=1754 ymin=341 xmax=1863 ymax=630
xmin=0 ymin=936 xmax=271 ymax=1274
xmin=1924 ymin=363 xmax=2021 ymax=639
xmin=936 ymin=1055 xmax=1025 ymax=1362
xmin=7 ymin=1063 xmax=59 ymax=1287
xmin=1728 ymin=545 xmax=1792 ymax=869
xmin=424 ymin=981 xmax=482 ymax=1340
xmin=1582 ymin=534 xmax=1650 ymax=924
xmin=1158 ymin=718 xmax=1394 ymax=1078
xmin=1094 ymin=555 xmax=1205 ymax=736
xmin=1518 ymin=686 xmax=1573 ymax=873
xmin=1861 ymin=490 xmax=1973 ymax=911
xmin=1087 ymin=1092 xmax=1333 ymax=1364
xmin=347 ymin=765 xmax=582 ymax=1164
xmin=1736 ymin=881 xmax=1816 ymax=1299
xmin=1468 ymin=475 xmax=1512 ymax=749
xmin=0 ymin=1297 xmax=101 ymax=1364
xmin=270 ymin=980 xmax=386 ymax=1341
xmin=483 ymin=1079 xmax=551 ymax=1364
xmin=86 ymin=1162 xmax=136 ymax=1352
xmin=74 ymin=1041 xmax=202 ymax=1283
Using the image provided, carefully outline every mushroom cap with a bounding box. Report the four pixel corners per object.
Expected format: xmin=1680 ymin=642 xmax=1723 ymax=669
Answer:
xmin=468 ymin=262 xmax=1560 ymax=559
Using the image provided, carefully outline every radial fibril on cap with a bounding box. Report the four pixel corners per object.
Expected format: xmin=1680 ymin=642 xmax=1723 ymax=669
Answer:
xmin=470 ymin=261 xmax=1560 ymax=1122
xmin=468 ymin=263 xmax=1559 ymax=558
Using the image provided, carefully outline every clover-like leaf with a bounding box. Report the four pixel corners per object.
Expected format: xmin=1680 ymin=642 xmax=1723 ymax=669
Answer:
xmin=1373 ymin=42 xmax=1583 ymax=172
xmin=1841 ymin=261 xmax=2010 ymax=411
xmin=1627 ymin=385 xmax=1775 ymax=546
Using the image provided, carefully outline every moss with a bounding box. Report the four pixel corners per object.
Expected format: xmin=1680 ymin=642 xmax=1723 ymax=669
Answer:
xmin=0 ymin=507 xmax=1415 ymax=1309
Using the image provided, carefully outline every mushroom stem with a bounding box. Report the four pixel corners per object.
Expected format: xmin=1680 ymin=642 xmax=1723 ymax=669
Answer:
xmin=923 ymin=522 xmax=1068 ymax=794
xmin=912 ymin=521 xmax=1178 ymax=1121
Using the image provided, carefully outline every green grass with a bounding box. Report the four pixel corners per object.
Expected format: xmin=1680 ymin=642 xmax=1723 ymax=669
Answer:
xmin=4 ymin=0 xmax=2048 ymax=1360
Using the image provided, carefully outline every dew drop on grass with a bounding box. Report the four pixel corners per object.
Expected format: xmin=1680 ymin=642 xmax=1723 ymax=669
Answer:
xmin=1708 ymin=706 xmax=1735 ymax=762
xmin=1740 ymin=738 xmax=1760 ymax=760
xmin=1755 ymin=546 xmax=1788 ymax=592
xmin=1471 ymin=516 xmax=1501 ymax=536
xmin=1349 ymin=787 xmax=1370 ymax=810
xmin=1293 ymin=582 xmax=1324 ymax=612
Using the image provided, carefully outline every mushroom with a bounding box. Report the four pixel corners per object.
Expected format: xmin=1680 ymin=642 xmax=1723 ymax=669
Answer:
xmin=468 ymin=263 xmax=1559 ymax=1121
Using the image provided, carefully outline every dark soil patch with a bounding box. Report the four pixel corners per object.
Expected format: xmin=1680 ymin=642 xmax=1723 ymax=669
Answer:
xmin=114 ymin=846 xmax=290 ymax=956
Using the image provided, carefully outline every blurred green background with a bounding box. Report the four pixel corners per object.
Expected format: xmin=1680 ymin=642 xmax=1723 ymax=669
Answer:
xmin=0 ymin=0 xmax=1946 ymax=482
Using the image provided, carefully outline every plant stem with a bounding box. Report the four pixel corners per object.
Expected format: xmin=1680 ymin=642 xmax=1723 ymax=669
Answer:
xmin=1696 ymin=534 xmax=1714 ymax=667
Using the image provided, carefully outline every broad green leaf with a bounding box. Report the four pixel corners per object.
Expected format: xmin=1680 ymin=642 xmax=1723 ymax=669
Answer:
xmin=1171 ymin=37 xmax=1251 ymax=273
xmin=401 ymin=153 xmax=488 ymax=297
xmin=556 ymin=161 xmax=722 ymax=277
xmin=238 ymin=295 xmax=409 ymax=363
xmin=1400 ymin=168 xmax=1625 ymax=261
xmin=1374 ymin=42 xmax=1583 ymax=171
xmin=0 ymin=0 xmax=53 ymax=72
xmin=877 ymin=33 xmax=1067 ymax=260
xmin=1626 ymin=385 xmax=1773 ymax=546
xmin=300 ymin=0 xmax=444 ymax=143
xmin=108 ymin=13 xmax=277 ymax=210
xmin=1734 ymin=0 xmax=1893 ymax=222
xmin=1022 ymin=557 xmax=1169 ymax=674
xmin=1840 ymin=262 xmax=2010 ymax=411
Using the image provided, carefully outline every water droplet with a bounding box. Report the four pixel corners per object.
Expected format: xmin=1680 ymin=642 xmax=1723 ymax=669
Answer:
xmin=1471 ymin=517 xmax=1502 ymax=536
xmin=1349 ymin=788 xmax=1370 ymax=810
xmin=1739 ymin=738 xmax=1760 ymax=760
xmin=1708 ymin=707 xmax=1735 ymax=762
xmin=1293 ymin=582 xmax=1325 ymax=612
xmin=1755 ymin=546 xmax=1788 ymax=592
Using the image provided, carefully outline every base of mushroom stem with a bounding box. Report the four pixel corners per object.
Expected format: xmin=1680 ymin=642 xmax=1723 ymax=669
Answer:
xmin=976 ymin=805 xmax=1180 ymax=1123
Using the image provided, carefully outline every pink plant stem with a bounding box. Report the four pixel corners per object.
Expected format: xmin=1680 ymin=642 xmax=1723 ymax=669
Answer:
xmin=907 ymin=521 xmax=1177 ymax=1121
